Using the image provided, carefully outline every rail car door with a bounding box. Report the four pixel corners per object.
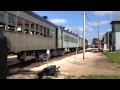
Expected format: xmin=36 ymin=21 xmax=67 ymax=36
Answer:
xmin=56 ymin=28 xmax=58 ymax=48
xmin=61 ymin=30 xmax=63 ymax=48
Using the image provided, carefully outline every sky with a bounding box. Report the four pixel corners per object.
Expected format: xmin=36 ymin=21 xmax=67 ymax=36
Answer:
xmin=33 ymin=11 xmax=120 ymax=45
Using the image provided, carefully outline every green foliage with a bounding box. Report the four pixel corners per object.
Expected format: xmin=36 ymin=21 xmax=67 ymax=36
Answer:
xmin=87 ymin=75 xmax=120 ymax=79
xmin=103 ymin=52 xmax=120 ymax=64
xmin=64 ymin=75 xmax=75 ymax=79
xmin=101 ymin=31 xmax=112 ymax=45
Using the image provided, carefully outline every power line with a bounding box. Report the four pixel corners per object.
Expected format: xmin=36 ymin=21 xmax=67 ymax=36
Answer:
xmin=85 ymin=12 xmax=98 ymax=32
xmin=50 ymin=11 xmax=99 ymax=43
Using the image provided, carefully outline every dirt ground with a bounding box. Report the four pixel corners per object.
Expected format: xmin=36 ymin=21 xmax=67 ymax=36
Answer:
xmin=7 ymin=51 xmax=120 ymax=79
xmin=30 ymin=51 xmax=120 ymax=78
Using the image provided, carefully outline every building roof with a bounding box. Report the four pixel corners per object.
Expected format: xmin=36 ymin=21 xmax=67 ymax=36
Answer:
xmin=110 ymin=16 xmax=120 ymax=24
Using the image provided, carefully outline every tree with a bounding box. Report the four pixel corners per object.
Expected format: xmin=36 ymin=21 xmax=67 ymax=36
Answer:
xmin=101 ymin=31 xmax=112 ymax=46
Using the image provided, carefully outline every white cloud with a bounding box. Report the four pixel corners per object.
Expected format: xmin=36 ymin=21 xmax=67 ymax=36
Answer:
xmin=87 ymin=20 xmax=110 ymax=26
xmin=100 ymin=33 xmax=104 ymax=36
xmin=94 ymin=11 xmax=113 ymax=16
xmin=65 ymin=25 xmax=94 ymax=33
xmin=80 ymin=35 xmax=82 ymax=37
xmin=94 ymin=11 xmax=120 ymax=16
xmin=88 ymin=43 xmax=91 ymax=45
xmin=86 ymin=25 xmax=94 ymax=31
xmin=70 ymin=26 xmax=83 ymax=32
xmin=100 ymin=33 xmax=104 ymax=35
xmin=49 ymin=19 xmax=68 ymax=25
xmin=107 ymin=28 xmax=112 ymax=31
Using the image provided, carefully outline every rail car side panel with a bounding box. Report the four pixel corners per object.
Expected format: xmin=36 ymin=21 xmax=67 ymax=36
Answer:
xmin=62 ymin=31 xmax=79 ymax=48
xmin=2 ymin=31 xmax=56 ymax=53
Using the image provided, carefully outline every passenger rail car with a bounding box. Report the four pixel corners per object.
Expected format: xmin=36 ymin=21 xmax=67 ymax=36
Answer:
xmin=0 ymin=11 xmax=57 ymax=62
xmin=0 ymin=11 xmax=83 ymax=62
xmin=56 ymin=27 xmax=80 ymax=53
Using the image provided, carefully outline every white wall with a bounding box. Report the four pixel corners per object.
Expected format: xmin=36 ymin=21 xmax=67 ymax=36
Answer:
xmin=116 ymin=32 xmax=120 ymax=50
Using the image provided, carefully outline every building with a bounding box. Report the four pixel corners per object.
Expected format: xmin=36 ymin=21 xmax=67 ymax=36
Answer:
xmin=110 ymin=17 xmax=120 ymax=51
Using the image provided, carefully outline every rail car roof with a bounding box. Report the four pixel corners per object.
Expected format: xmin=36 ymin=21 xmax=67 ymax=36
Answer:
xmin=59 ymin=26 xmax=79 ymax=38
xmin=24 ymin=11 xmax=58 ymax=28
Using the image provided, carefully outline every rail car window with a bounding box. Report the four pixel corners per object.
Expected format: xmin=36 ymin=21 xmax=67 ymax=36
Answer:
xmin=8 ymin=13 xmax=16 ymax=31
xmin=17 ymin=17 xmax=23 ymax=33
xmin=40 ymin=26 xmax=43 ymax=36
xmin=44 ymin=27 xmax=47 ymax=33
xmin=24 ymin=19 xmax=29 ymax=34
xmin=24 ymin=29 xmax=29 ymax=34
xmin=47 ymin=29 xmax=49 ymax=37
xmin=0 ymin=11 xmax=6 ymax=30
xmin=31 ymin=22 xmax=35 ymax=35
xmin=44 ymin=27 xmax=47 ymax=37
xmin=64 ymin=35 xmax=78 ymax=43
xmin=31 ymin=31 xmax=35 ymax=35
xmin=36 ymin=24 xmax=39 ymax=31
xmin=49 ymin=30 xmax=55 ymax=38
xmin=36 ymin=24 xmax=40 ymax=36
xmin=31 ymin=22 xmax=35 ymax=31
xmin=36 ymin=24 xmax=39 ymax=36
xmin=25 ymin=20 xmax=29 ymax=29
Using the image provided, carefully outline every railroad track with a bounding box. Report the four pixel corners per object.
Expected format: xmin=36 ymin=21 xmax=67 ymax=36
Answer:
xmin=7 ymin=49 xmax=93 ymax=76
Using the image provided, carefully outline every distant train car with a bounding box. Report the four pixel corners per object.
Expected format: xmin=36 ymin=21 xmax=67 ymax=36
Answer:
xmin=54 ymin=26 xmax=80 ymax=56
xmin=79 ymin=38 xmax=88 ymax=49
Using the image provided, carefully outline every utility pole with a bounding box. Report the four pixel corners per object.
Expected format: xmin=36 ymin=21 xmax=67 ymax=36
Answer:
xmin=98 ymin=21 xmax=100 ymax=51
xmin=83 ymin=11 xmax=85 ymax=60
xmin=104 ymin=34 xmax=106 ymax=50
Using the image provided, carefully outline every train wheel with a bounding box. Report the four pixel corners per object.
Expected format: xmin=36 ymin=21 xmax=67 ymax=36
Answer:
xmin=61 ymin=51 xmax=65 ymax=56
xmin=37 ymin=55 xmax=42 ymax=62
xmin=20 ymin=59 xmax=25 ymax=63
xmin=41 ymin=54 xmax=49 ymax=61
xmin=34 ymin=57 xmax=38 ymax=62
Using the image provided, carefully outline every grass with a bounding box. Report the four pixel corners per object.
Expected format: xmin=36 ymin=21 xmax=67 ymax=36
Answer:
xmin=103 ymin=51 xmax=120 ymax=64
xmin=87 ymin=75 xmax=120 ymax=79
xmin=64 ymin=75 xmax=75 ymax=79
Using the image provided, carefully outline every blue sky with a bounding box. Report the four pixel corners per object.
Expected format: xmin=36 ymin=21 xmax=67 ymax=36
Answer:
xmin=33 ymin=11 xmax=120 ymax=44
